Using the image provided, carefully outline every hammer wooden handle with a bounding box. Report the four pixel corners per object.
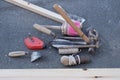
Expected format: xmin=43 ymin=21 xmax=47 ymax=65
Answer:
xmin=53 ymin=4 xmax=90 ymax=43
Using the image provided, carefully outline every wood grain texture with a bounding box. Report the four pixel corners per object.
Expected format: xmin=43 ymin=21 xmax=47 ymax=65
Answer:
xmin=0 ymin=69 xmax=120 ymax=80
xmin=5 ymin=0 xmax=65 ymax=23
xmin=33 ymin=24 xmax=52 ymax=35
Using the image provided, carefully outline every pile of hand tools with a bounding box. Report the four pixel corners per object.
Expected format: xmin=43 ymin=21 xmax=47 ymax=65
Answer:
xmin=8 ymin=34 xmax=44 ymax=62
xmin=6 ymin=0 xmax=99 ymax=66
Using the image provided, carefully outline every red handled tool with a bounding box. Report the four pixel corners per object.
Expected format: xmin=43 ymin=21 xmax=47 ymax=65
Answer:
xmin=24 ymin=35 xmax=44 ymax=50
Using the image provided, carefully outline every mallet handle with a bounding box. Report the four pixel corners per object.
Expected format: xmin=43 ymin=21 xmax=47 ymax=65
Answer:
xmin=53 ymin=4 xmax=90 ymax=43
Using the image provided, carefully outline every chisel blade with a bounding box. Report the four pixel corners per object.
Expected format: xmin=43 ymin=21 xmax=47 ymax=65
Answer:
xmin=52 ymin=39 xmax=87 ymax=45
xmin=52 ymin=44 xmax=96 ymax=48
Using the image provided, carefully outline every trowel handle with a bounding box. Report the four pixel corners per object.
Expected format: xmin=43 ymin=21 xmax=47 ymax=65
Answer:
xmin=33 ymin=24 xmax=56 ymax=37
xmin=53 ymin=4 xmax=90 ymax=43
xmin=8 ymin=51 xmax=27 ymax=57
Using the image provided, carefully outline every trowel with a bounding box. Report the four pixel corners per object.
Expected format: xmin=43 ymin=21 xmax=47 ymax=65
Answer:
xmin=8 ymin=51 xmax=42 ymax=62
xmin=33 ymin=24 xmax=87 ymax=45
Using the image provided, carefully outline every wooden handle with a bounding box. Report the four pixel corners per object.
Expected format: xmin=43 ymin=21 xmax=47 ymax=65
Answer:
xmin=8 ymin=51 xmax=27 ymax=57
xmin=53 ymin=4 xmax=90 ymax=43
xmin=33 ymin=24 xmax=56 ymax=37
xmin=33 ymin=24 xmax=51 ymax=35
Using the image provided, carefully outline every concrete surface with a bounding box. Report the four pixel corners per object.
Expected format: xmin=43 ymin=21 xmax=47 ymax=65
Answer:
xmin=0 ymin=0 xmax=120 ymax=69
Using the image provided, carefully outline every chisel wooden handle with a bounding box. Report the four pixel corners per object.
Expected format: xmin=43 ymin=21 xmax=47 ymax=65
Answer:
xmin=33 ymin=24 xmax=56 ymax=37
xmin=53 ymin=4 xmax=90 ymax=43
xmin=8 ymin=51 xmax=27 ymax=57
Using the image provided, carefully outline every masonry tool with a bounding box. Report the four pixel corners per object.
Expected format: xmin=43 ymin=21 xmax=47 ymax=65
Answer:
xmin=53 ymin=4 xmax=99 ymax=53
xmin=33 ymin=24 xmax=87 ymax=54
xmin=8 ymin=51 xmax=42 ymax=62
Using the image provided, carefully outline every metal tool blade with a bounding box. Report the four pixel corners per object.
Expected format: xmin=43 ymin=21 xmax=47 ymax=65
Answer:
xmin=61 ymin=37 xmax=82 ymax=40
xmin=31 ymin=52 xmax=42 ymax=62
xmin=52 ymin=44 xmax=96 ymax=48
xmin=52 ymin=39 xmax=87 ymax=45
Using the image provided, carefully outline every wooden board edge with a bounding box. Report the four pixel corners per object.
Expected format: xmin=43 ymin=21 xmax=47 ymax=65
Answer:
xmin=0 ymin=69 xmax=120 ymax=80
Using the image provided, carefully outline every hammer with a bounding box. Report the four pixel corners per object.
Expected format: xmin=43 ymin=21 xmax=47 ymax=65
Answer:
xmin=53 ymin=4 xmax=90 ymax=43
xmin=52 ymin=27 xmax=99 ymax=53
xmin=53 ymin=4 xmax=99 ymax=53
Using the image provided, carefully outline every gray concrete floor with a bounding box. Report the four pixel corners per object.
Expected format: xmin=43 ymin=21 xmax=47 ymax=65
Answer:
xmin=0 ymin=0 xmax=120 ymax=69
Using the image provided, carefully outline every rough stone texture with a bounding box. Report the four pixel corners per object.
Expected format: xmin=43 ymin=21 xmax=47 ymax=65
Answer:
xmin=0 ymin=0 xmax=120 ymax=68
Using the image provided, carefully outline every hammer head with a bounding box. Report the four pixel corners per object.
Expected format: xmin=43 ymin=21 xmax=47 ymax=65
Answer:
xmin=87 ymin=27 xmax=99 ymax=53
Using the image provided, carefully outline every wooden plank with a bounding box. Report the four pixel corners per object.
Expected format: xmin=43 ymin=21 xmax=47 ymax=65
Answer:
xmin=5 ymin=0 xmax=65 ymax=23
xmin=0 ymin=77 xmax=120 ymax=80
xmin=0 ymin=69 xmax=120 ymax=80
xmin=0 ymin=69 xmax=120 ymax=77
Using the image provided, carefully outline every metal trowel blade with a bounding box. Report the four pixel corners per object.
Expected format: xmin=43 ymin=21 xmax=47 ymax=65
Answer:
xmin=31 ymin=52 xmax=42 ymax=62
